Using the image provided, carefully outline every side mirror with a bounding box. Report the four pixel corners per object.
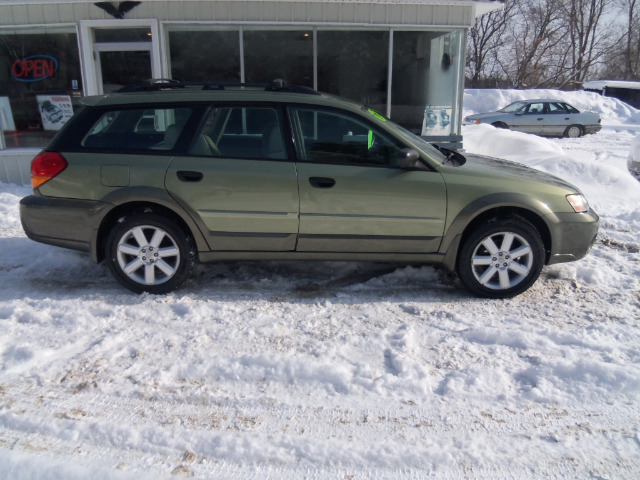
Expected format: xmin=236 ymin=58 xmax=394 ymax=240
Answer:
xmin=398 ymin=148 xmax=421 ymax=169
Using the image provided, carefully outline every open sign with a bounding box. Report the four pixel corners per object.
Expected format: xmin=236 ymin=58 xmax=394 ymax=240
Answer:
xmin=11 ymin=55 xmax=59 ymax=82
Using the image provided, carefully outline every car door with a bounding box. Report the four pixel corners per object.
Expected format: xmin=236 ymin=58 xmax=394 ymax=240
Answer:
xmin=165 ymin=105 xmax=299 ymax=251
xmin=289 ymin=106 xmax=447 ymax=253
xmin=514 ymin=102 xmax=546 ymax=134
xmin=544 ymin=102 xmax=572 ymax=136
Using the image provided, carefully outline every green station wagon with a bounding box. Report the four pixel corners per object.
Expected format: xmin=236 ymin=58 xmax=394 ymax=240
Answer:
xmin=20 ymin=81 xmax=599 ymax=298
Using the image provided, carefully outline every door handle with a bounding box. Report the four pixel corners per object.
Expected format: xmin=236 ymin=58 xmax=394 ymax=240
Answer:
xmin=177 ymin=170 xmax=203 ymax=182
xmin=309 ymin=177 xmax=336 ymax=188
xmin=537 ymin=118 xmax=544 ymax=121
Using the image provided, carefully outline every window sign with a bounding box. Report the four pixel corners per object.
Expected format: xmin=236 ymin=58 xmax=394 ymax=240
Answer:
xmin=422 ymin=105 xmax=452 ymax=136
xmin=36 ymin=95 xmax=73 ymax=131
xmin=11 ymin=55 xmax=59 ymax=82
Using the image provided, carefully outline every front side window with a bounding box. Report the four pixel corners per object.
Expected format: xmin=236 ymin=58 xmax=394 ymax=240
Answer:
xmin=524 ymin=103 xmax=545 ymax=114
xmin=190 ymin=106 xmax=287 ymax=160
xmin=290 ymin=107 xmax=404 ymax=167
xmin=501 ymin=102 xmax=527 ymax=113
xmin=81 ymin=107 xmax=194 ymax=151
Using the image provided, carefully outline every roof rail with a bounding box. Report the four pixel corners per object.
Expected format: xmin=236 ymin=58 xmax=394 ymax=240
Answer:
xmin=115 ymin=78 xmax=320 ymax=95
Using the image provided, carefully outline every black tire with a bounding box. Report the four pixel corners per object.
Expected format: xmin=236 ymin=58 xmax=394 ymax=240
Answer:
xmin=457 ymin=218 xmax=545 ymax=299
xmin=564 ymin=124 xmax=583 ymax=138
xmin=491 ymin=122 xmax=509 ymax=129
xmin=106 ymin=213 xmax=195 ymax=294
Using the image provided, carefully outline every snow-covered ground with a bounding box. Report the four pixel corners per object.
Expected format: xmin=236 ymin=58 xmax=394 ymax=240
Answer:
xmin=1 ymin=89 xmax=639 ymax=479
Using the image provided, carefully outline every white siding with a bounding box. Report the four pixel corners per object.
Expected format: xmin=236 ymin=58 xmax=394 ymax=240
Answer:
xmin=0 ymin=1 xmax=476 ymax=27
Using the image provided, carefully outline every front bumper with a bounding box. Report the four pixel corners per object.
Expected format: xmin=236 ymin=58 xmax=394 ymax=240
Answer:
xmin=20 ymin=195 xmax=112 ymax=259
xmin=546 ymin=210 xmax=599 ymax=265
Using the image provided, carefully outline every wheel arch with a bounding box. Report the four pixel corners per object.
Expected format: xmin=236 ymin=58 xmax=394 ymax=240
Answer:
xmin=441 ymin=196 xmax=553 ymax=272
xmin=93 ymin=188 xmax=208 ymax=263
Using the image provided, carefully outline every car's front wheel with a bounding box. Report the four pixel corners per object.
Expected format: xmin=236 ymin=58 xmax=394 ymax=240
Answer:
xmin=106 ymin=213 xmax=195 ymax=294
xmin=457 ymin=218 xmax=545 ymax=298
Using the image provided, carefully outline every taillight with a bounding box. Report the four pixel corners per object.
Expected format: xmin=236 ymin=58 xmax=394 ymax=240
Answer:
xmin=31 ymin=151 xmax=68 ymax=189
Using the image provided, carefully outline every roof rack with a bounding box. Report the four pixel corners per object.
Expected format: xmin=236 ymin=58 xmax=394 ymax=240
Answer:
xmin=115 ymin=78 xmax=320 ymax=95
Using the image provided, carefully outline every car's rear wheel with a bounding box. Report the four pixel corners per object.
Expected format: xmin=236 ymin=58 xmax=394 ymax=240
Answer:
xmin=564 ymin=125 xmax=583 ymax=138
xmin=457 ymin=218 xmax=545 ymax=298
xmin=106 ymin=213 xmax=195 ymax=294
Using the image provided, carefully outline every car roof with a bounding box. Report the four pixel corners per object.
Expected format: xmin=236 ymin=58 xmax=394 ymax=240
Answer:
xmin=517 ymin=99 xmax=572 ymax=104
xmin=80 ymin=83 xmax=366 ymax=113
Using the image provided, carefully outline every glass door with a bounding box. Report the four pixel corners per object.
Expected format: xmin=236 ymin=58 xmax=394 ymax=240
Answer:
xmin=81 ymin=22 xmax=161 ymax=95
xmin=96 ymin=49 xmax=152 ymax=93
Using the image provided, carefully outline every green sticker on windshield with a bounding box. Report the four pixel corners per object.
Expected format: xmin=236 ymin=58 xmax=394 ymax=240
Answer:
xmin=368 ymin=108 xmax=386 ymax=122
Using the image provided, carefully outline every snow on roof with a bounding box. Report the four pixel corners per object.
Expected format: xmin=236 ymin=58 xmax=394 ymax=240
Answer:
xmin=584 ymin=80 xmax=640 ymax=91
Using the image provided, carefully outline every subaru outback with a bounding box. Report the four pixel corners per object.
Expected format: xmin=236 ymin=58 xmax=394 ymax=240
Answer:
xmin=20 ymin=81 xmax=599 ymax=298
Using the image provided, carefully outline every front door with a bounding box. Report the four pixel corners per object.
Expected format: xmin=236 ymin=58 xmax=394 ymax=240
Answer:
xmin=515 ymin=101 xmax=546 ymax=134
xmin=289 ymin=106 xmax=447 ymax=253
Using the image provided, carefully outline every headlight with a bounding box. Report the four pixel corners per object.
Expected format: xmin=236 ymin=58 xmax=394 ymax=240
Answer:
xmin=566 ymin=194 xmax=590 ymax=213
xmin=463 ymin=117 xmax=482 ymax=125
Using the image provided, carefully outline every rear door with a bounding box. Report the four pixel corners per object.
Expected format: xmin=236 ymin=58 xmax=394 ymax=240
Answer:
xmin=289 ymin=106 xmax=447 ymax=253
xmin=165 ymin=104 xmax=299 ymax=251
xmin=544 ymin=102 xmax=572 ymax=136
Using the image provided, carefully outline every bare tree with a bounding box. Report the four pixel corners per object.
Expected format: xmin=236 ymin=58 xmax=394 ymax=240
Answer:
xmin=560 ymin=0 xmax=616 ymax=88
xmin=466 ymin=0 xmax=516 ymax=87
xmin=500 ymin=0 xmax=568 ymax=88
xmin=618 ymin=0 xmax=640 ymax=78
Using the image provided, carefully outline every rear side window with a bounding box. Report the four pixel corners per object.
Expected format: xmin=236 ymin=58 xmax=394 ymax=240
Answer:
xmin=81 ymin=107 xmax=194 ymax=152
xmin=564 ymin=103 xmax=580 ymax=114
xmin=548 ymin=102 xmax=568 ymax=114
xmin=190 ymin=106 xmax=287 ymax=160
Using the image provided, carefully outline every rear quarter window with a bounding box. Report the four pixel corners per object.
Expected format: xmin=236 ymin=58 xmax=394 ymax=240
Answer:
xmin=79 ymin=107 xmax=196 ymax=152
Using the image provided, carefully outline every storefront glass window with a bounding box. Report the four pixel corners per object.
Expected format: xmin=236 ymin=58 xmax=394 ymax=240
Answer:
xmin=392 ymin=30 xmax=463 ymax=136
xmin=317 ymin=30 xmax=389 ymax=115
xmin=168 ymin=28 xmax=241 ymax=83
xmin=243 ymin=29 xmax=313 ymax=86
xmin=0 ymin=29 xmax=82 ymax=149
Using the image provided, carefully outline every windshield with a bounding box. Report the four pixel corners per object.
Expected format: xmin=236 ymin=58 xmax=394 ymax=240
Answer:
xmin=500 ymin=101 xmax=527 ymax=113
xmin=365 ymin=109 xmax=447 ymax=164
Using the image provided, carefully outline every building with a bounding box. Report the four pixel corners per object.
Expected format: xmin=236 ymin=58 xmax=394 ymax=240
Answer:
xmin=583 ymin=80 xmax=640 ymax=110
xmin=0 ymin=0 xmax=501 ymax=183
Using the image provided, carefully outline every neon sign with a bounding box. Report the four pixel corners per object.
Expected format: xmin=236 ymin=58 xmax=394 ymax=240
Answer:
xmin=11 ymin=55 xmax=59 ymax=82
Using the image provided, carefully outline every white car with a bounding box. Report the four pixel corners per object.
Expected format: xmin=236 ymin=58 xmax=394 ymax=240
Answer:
xmin=464 ymin=99 xmax=601 ymax=138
